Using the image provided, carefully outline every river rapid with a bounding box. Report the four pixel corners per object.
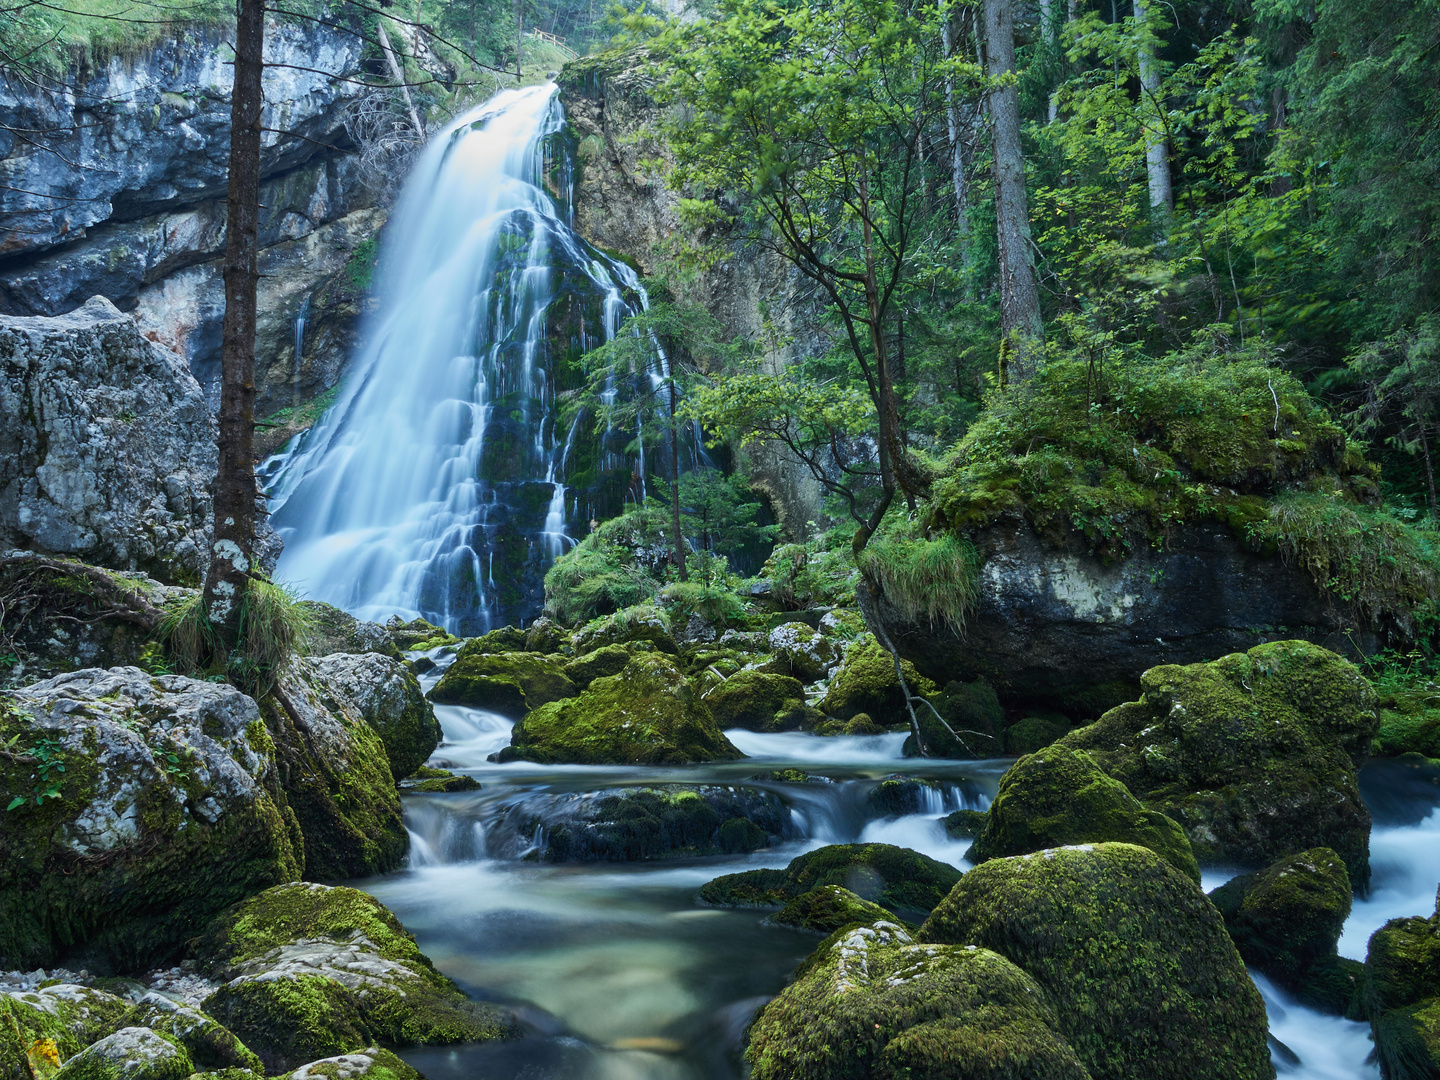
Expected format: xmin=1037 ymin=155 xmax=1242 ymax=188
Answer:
xmin=352 ymin=653 xmax=1440 ymax=1080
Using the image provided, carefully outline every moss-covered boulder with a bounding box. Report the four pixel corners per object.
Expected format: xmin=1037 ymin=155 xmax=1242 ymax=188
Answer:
xmin=398 ymin=766 xmax=480 ymax=793
xmin=942 ymin=808 xmax=988 ymax=840
xmin=275 ymin=1047 xmax=423 ymax=1080
xmin=703 ymin=671 xmax=813 ymax=733
xmin=195 ymin=883 xmax=514 ymax=1073
xmin=521 ymin=785 xmax=788 ymax=861
xmin=1372 ymin=682 xmax=1440 ymax=760
xmin=573 ymin=605 xmax=678 ymax=655
xmin=1208 ymin=848 xmax=1352 ymax=999
xmin=2 ymin=984 xmax=131 ymax=1050
xmin=261 ymin=659 xmax=407 ymax=881
xmin=1061 ymin=640 xmax=1380 ymax=887
xmin=561 ymin=644 xmax=630 ymax=689
xmin=384 ymin=617 xmax=457 ymax=651
xmin=745 ymin=920 xmax=1089 ymax=1080
xmin=523 ymin=617 xmax=570 ymax=654
xmin=1364 ymin=885 xmax=1440 ymax=1080
xmin=701 ymin=843 xmax=961 ymax=916
xmin=123 ymin=995 xmax=261 ymax=1073
xmin=812 ymin=714 xmax=888 ymax=736
xmin=309 ymin=653 xmax=441 ymax=780
xmin=865 ymin=777 xmax=942 ymax=818
xmin=769 ymin=886 xmax=895 ymax=936
xmin=0 ymin=669 xmax=302 ymax=970
xmin=902 ymin=678 xmax=1005 ymax=759
xmin=1005 ymin=713 xmax=1072 ymax=755
xmin=501 ymin=652 xmax=742 ymax=764
xmin=1 ymin=992 xmax=89 ymax=1078
xmin=818 ymin=637 xmax=938 ymax=725
xmin=1373 ymin=1000 xmax=1440 ymax=1080
xmin=301 ymin=603 xmax=402 ymax=661
xmin=428 ymin=649 xmax=576 ymax=716
xmin=52 ymin=1027 xmax=192 ymax=1080
xmin=920 ymin=843 xmax=1272 ymax=1080
xmin=766 ymin=623 xmax=838 ymax=684
xmin=967 ymin=744 xmax=1199 ymax=880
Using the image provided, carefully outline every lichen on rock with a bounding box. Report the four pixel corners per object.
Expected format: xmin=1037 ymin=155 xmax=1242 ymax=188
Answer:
xmin=307 ymin=653 xmax=440 ymax=780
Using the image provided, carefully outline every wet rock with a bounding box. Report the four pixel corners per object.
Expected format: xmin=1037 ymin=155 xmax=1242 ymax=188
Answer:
xmin=967 ymin=744 xmax=1199 ymax=880
xmin=399 ymin=767 xmax=480 ymax=794
xmin=123 ymin=994 xmax=261 ymax=1072
xmin=942 ymin=808 xmax=988 ymax=840
xmin=523 ymin=617 xmax=569 ymax=654
xmin=1364 ymin=885 xmax=1440 ymax=1079
xmin=195 ymin=883 xmax=514 ymax=1073
xmin=1372 ymin=684 xmax=1440 ymax=760
xmin=920 ymin=842 xmax=1274 ymax=1080
xmin=0 ymin=668 xmax=301 ymax=970
xmin=811 ymin=713 xmax=887 ymax=736
xmin=385 ymin=617 xmax=458 ymax=652
xmin=1004 ymin=712 xmax=1072 ymax=755
xmin=501 ymin=652 xmax=741 ymax=765
xmin=428 ymin=650 xmax=577 ymax=716
xmin=768 ymin=886 xmax=894 ymax=936
xmin=864 ymin=776 xmax=942 ymax=818
xmin=1062 ymin=640 xmax=1380 ymax=887
xmin=301 ymin=603 xmax=402 ymax=661
xmin=572 ymin=606 xmax=678 ymax=655
xmin=766 ymin=622 xmax=837 ymax=684
xmin=746 ymin=920 xmax=1089 ymax=1080
xmin=901 ymin=677 xmax=1004 ymax=759
xmin=278 ymin=1047 xmax=423 ymax=1080
xmin=561 ymin=644 xmax=630 ymax=689
xmin=818 ymin=637 xmax=938 ymax=726
xmin=1209 ymin=848 xmax=1357 ymax=1015
xmin=703 ymin=671 xmax=815 ymax=733
xmin=260 ymin=659 xmax=406 ymax=880
xmin=53 ymin=1026 xmax=193 ymax=1080
xmin=701 ymin=843 xmax=961 ymax=917
xmin=0 ymin=298 xmax=216 ymax=584
xmin=520 ymin=785 xmax=789 ymax=861
xmin=308 ymin=653 xmax=441 ymax=779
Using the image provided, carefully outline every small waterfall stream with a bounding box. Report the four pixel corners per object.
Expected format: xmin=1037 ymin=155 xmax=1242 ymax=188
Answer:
xmin=263 ymin=84 xmax=668 ymax=633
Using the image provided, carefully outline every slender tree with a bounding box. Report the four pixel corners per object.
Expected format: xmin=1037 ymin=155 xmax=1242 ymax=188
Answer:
xmin=1133 ymin=0 xmax=1172 ymax=214
xmin=202 ymin=0 xmax=265 ymax=642
xmin=983 ymin=0 xmax=1043 ymax=380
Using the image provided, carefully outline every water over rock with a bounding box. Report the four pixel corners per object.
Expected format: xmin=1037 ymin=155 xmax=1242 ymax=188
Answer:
xmin=1363 ymin=884 xmax=1440 ymax=1080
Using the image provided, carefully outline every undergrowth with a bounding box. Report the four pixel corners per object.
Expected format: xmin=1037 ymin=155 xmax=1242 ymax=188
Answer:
xmin=858 ymin=521 xmax=979 ymax=632
xmin=159 ymin=580 xmax=315 ymax=696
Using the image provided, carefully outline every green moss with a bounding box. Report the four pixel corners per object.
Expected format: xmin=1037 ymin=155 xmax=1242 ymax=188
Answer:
xmin=503 ymin=653 xmax=740 ymax=764
xmin=745 ymin=921 xmax=1089 ymax=1080
xmin=1374 ymin=997 xmax=1440 ymax=1080
xmin=902 ymin=678 xmax=1004 ymax=759
xmin=275 ymin=1047 xmax=423 ymax=1080
xmin=858 ymin=527 xmax=980 ymax=634
xmin=702 ymin=671 xmax=810 ymax=732
xmin=968 ymin=744 xmax=1199 ymax=880
xmin=819 ymin=637 xmax=939 ymax=725
xmin=770 ymin=885 xmax=895 ymax=936
xmin=203 ymin=975 xmax=368 ymax=1074
xmin=542 ymin=508 xmax=666 ymax=625
xmin=400 ymin=766 xmax=481 ymax=793
xmin=574 ymin=604 xmax=678 ymax=654
xmin=812 ymin=713 xmax=887 ymax=736
xmin=124 ymin=998 xmax=262 ymax=1073
xmin=561 ymin=644 xmax=630 ymax=688
xmin=1061 ymin=640 xmax=1380 ymax=888
xmin=1365 ymin=897 xmax=1440 ymax=1020
xmin=700 ymin=843 xmax=961 ymax=916
xmin=1293 ymin=954 xmax=1367 ymax=1019
xmin=1207 ymin=847 xmax=1352 ymax=991
xmin=387 ymin=619 xmax=454 ymax=651
xmin=920 ymin=843 xmax=1273 ymax=1080
xmin=52 ymin=1027 xmax=193 ymax=1080
xmin=1373 ymin=680 xmax=1440 ymax=758
xmin=942 ymin=808 xmax=989 ymax=840
xmin=1004 ymin=713 xmax=1073 ymax=755
xmin=0 ymin=994 xmax=84 ymax=1080
xmin=865 ymin=777 xmax=940 ymax=818
xmin=428 ymin=651 xmax=577 ymax=716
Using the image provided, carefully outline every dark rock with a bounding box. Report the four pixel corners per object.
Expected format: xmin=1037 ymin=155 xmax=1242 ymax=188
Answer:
xmin=400 ymin=766 xmax=480 ymax=794
xmin=1062 ymin=640 xmax=1380 ymax=887
xmin=865 ymin=776 xmax=942 ymax=818
xmin=968 ymin=744 xmax=1199 ymax=880
xmin=309 ymin=652 xmax=441 ymax=780
xmin=386 ymin=617 xmax=459 ymax=651
xmin=902 ymin=678 xmax=1004 ymax=759
xmin=1365 ymin=886 xmax=1440 ymax=1080
xmin=703 ymin=670 xmax=813 ymax=732
xmin=920 ymin=843 xmax=1274 ymax=1080
xmin=1004 ymin=712 xmax=1072 ymax=755
xmin=942 ymin=808 xmax=988 ymax=840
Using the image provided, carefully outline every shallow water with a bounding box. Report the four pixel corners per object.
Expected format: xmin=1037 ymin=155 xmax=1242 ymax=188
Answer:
xmin=366 ymin=684 xmax=1440 ymax=1080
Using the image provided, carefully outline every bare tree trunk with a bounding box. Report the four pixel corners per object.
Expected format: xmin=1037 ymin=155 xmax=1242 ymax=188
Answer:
xmin=515 ymin=0 xmax=523 ymax=80
xmin=204 ymin=0 xmax=265 ymax=640
xmin=666 ymin=368 xmax=688 ymax=582
xmin=983 ymin=0 xmax=1044 ymax=381
xmin=1419 ymin=419 xmax=1440 ymax=525
xmin=376 ymin=19 xmax=424 ymax=139
xmin=941 ymin=1 xmax=973 ymax=280
xmin=1041 ymin=0 xmax=1059 ymax=123
xmin=1133 ymin=0 xmax=1172 ymax=214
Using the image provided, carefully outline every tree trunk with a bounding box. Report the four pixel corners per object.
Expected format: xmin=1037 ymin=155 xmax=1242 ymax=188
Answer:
xmin=983 ymin=0 xmax=1044 ymax=381
xmin=941 ymin=1 xmax=973 ymax=278
xmin=1419 ymin=419 xmax=1439 ymax=525
xmin=667 ymin=371 xmax=688 ymax=582
xmin=516 ymin=0 xmax=523 ymax=79
xmin=376 ymin=18 xmax=424 ymax=139
xmin=1133 ymin=0 xmax=1172 ymax=214
xmin=203 ymin=0 xmax=265 ymax=640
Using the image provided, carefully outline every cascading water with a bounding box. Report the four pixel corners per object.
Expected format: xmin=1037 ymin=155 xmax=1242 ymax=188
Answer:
xmin=262 ymin=84 xmax=680 ymax=632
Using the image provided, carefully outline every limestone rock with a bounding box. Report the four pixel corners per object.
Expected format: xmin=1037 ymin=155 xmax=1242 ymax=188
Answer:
xmin=300 ymin=603 xmax=401 ymax=661
xmin=920 ymin=843 xmax=1274 ymax=1080
xmin=308 ymin=652 xmax=441 ymax=780
xmin=195 ymin=883 xmax=514 ymax=1073
xmin=572 ymin=606 xmax=678 ymax=654
xmin=745 ymin=920 xmax=1090 ymax=1080
xmin=384 ymin=617 xmax=458 ymax=652
xmin=0 ymin=668 xmax=301 ymax=970
xmin=968 ymin=744 xmax=1199 ymax=880
xmin=1060 ymin=640 xmax=1380 ymax=887
xmin=0 ymin=298 xmax=215 ymax=583
xmin=278 ymin=1047 xmax=422 ymax=1080
xmin=123 ymin=994 xmax=261 ymax=1073
xmin=766 ymin=622 xmax=837 ymax=683
xmin=52 ymin=1026 xmax=193 ymax=1080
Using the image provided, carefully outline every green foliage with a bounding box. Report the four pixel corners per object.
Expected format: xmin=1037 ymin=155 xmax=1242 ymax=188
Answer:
xmin=762 ymin=535 xmax=859 ymax=610
xmin=159 ymin=581 xmax=315 ymax=696
xmin=542 ymin=506 xmax=666 ymax=624
xmin=343 ymin=237 xmax=382 ymax=292
xmin=858 ymin=518 xmax=979 ymax=632
xmin=2 ymin=728 xmax=66 ymax=812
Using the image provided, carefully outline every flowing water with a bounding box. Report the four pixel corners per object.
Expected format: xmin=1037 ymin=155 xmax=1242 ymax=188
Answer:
xmin=263 ymin=84 xmax=684 ymax=633
xmin=351 ymin=656 xmax=1440 ymax=1080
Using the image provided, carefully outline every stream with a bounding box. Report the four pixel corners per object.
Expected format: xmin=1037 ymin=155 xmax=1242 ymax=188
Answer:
xmin=352 ymin=655 xmax=1440 ymax=1080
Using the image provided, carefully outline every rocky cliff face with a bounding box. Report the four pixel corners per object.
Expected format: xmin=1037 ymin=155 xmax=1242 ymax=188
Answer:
xmin=557 ymin=57 xmax=826 ymax=534
xmin=0 ymin=18 xmax=387 ymax=415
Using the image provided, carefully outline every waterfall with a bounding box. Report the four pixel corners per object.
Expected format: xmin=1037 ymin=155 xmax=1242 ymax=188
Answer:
xmin=262 ymin=84 xmax=659 ymax=633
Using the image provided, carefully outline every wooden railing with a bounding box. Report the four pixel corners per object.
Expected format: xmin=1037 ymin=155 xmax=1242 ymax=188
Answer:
xmin=529 ymin=30 xmax=578 ymax=59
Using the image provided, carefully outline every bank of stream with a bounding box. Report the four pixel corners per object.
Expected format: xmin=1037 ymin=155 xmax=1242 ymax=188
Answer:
xmin=354 ymin=654 xmax=1440 ymax=1080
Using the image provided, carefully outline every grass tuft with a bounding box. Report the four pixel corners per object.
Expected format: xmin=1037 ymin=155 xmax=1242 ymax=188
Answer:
xmin=859 ymin=529 xmax=980 ymax=633
xmin=158 ymin=580 xmax=314 ymax=695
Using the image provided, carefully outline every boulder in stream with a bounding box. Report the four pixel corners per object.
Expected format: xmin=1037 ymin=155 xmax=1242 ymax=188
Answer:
xmin=768 ymin=886 xmax=894 ymax=936
xmin=1060 ymin=640 xmax=1380 ymax=887
xmin=194 ymin=883 xmax=515 ymax=1073
xmin=817 ymin=637 xmax=937 ymax=726
xmin=920 ymin=842 xmax=1274 ymax=1080
xmin=428 ymin=649 xmax=577 ymax=716
xmin=308 ymin=652 xmax=441 ymax=780
xmin=766 ymin=622 xmax=838 ymax=684
xmin=901 ymin=677 xmax=1005 ymax=759
xmin=703 ymin=670 xmax=816 ymax=733
xmin=1364 ymin=885 xmax=1440 ymax=1080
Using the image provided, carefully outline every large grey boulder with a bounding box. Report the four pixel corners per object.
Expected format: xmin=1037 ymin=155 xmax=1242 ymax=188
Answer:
xmin=308 ymin=651 xmax=441 ymax=779
xmin=0 ymin=297 xmax=215 ymax=583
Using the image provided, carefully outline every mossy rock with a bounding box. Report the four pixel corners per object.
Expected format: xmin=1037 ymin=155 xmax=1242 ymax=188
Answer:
xmin=902 ymin=678 xmax=1005 ymax=759
xmin=761 ymin=769 xmax=831 ymax=784
xmin=968 ymin=744 xmax=1199 ymax=881
xmin=769 ymin=886 xmax=896 ymax=936
xmin=1373 ymin=684 xmax=1440 ymax=759
xmin=428 ymin=651 xmax=577 ymax=716
xmin=0 ymin=993 xmax=85 ymax=1080
xmin=573 ymin=606 xmax=677 ymax=655
xmin=1207 ymin=847 xmax=1352 ymax=991
xmin=920 ymin=843 xmax=1273 ymax=1080
xmin=766 ymin=622 xmax=838 ymax=684
xmin=502 ymin=652 xmax=742 ymax=764
xmin=1374 ymin=997 xmax=1440 ymax=1080
xmin=399 ymin=766 xmax=480 ymax=793
xmin=813 ymin=713 xmax=886 ymax=736
xmin=274 ymin=1047 xmax=423 ymax=1080
xmin=819 ymin=637 xmax=938 ymax=725
xmin=301 ymin=603 xmax=402 ymax=661
xmin=526 ymin=786 xmax=787 ymax=861
xmin=124 ymin=995 xmax=262 ymax=1073
xmin=523 ymin=618 xmax=570 ymax=654
xmin=1293 ymin=954 xmax=1367 ymax=1018
xmin=195 ymin=883 xmax=514 ymax=1073
xmin=700 ymin=843 xmax=961 ymax=916
xmin=309 ymin=653 xmax=441 ymax=780
xmin=1365 ymin=887 xmax=1440 ymax=1022
xmin=942 ymin=808 xmax=988 ymax=840
xmin=52 ymin=1027 xmax=193 ymax=1080
xmin=561 ymin=644 xmax=630 ymax=689
xmin=385 ymin=618 xmax=456 ymax=651
xmin=745 ymin=920 xmax=1089 ymax=1080
xmin=703 ymin=671 xmax=811 ymax=733
xmin=1005 ymin=712 xmax=1072 ymax=755
xmin=865 ymin=776 xmax=941 ymax=818
xmin=2 ymin=984 xmax=131 ymax=1049
xmin=1061 ymin=640 xmax=1380 ymax=888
